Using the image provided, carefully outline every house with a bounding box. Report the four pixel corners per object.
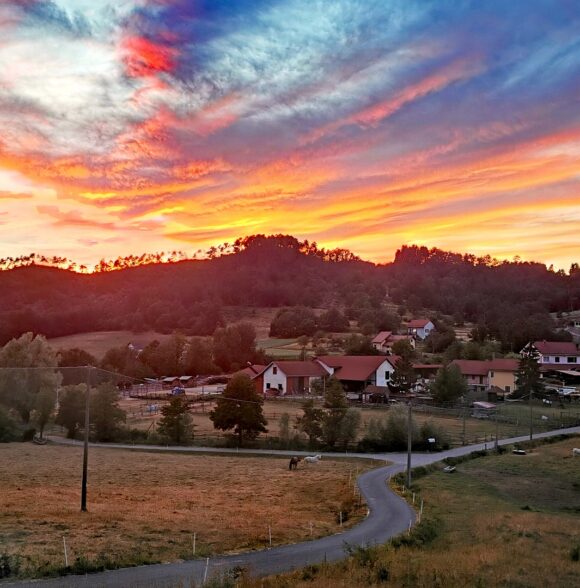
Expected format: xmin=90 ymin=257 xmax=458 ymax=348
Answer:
xmin=371 ymin=331 xmax=415 ymax=354
xmin=258 ymin=361 xmax=328 ymax=395
xmin=523 ymin=341 xmax=580 ymax=367
xmin=316 ymin=355 xmax=400 ymax=392
xmin=451 ymin=358 xmax=519 ymax=394
xmin=406 ymin=319 xmax=435 ymax=340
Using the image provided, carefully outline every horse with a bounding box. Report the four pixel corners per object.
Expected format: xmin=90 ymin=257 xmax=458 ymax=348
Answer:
xmin=304 ymin=455 xmax=322 ymax=464
xmin=573 ymin=448 xmax=580 ymax=457
xmin=288 ymin=456 xmax=302 ymax=470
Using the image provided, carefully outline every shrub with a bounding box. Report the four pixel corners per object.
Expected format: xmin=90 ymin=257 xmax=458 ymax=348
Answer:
xmin=0 ymin=553 xmax=20 ymax=579
xmin=392 ymin=518 xmax=441 ymax=549
xmin=570 ymin=545 xmax=579 ymax=562
xmin=0 ymin=407 xmax=19 ymax=443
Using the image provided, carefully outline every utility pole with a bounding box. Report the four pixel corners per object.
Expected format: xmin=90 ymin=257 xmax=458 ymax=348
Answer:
xmin=529 ymin=389 xmax=533 ymax=441
xmin=462 ymin=398 xmax=467 ymax=446
xmin=494 ymin=403 xmax=499 ymax=452
xmin=406 ymin=400 xmax=412 ymax=489
xmin=81 ymin=366 xmax=92 ymax=512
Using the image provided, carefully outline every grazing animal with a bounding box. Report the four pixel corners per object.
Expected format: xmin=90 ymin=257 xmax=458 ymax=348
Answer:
xmin=288 ymin=456 xmax=301 ymax=470
xmin=304 ymin=455 xmax=322 ymax=464
xmin=573 ymin=448 xmax=580 ymax=457
xmin=541 ymin=415 xmax=549 ymax=421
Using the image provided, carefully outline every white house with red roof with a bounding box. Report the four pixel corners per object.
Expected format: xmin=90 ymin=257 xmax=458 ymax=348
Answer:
xmin=524 ymin=340 xmax=580 ymax=367
xmin=371 ymin=331 xmax=415 ymax=354
xmin=258 ymin=361 xmax=328 ymax=395
xmin=406 ymin=319 xmax=435 ymax=340
xmin=316 ymin=355 xmax=400 ymax=390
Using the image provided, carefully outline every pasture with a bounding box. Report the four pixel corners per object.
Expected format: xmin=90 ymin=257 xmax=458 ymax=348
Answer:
xmin=244 ymin=437 xmax=580 ymax=588
xmin=47 ymin=330 xmax=172 ymax=360
xmin=0 ymin=444 xmax=370 ymax=578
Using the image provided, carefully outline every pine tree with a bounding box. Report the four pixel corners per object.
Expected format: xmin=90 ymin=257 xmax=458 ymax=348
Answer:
xmin=322 ymin=377 xmax=348 ymax=448
xmin=431 ymin=364 xmax=467 ymax=404
xmin=515 ymin=345 xmax=545 ymax=400
xmin=296 ymin=399 xmax=323 ymax=447
xmin=91 ymin=383 xmax=126 ymax=442
xmin=391 ymin=355 xmax=417 ymax=394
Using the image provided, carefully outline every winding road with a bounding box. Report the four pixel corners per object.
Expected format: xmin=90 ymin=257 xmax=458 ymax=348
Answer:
xmin=7 ymin=426 xmax=580 ymax=588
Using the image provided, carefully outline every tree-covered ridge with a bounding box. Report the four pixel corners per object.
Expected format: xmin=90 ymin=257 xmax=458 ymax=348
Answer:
xmin=0 ymin=236 xmax=578 ymax=351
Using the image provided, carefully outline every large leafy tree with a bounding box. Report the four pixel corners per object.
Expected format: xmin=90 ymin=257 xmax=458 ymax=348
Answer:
xmin=213 ymin=323 xmax=260 ymax=372
xmin=296 ymin=399 xmax=323 ymax=447
xmin=0 ymin=333 xmax=60 ymax=424
xmin=55 ymin=384 xmax=86 ymax=439
xmin=157 ymin=395 xmax=194 ymax=444
xmin=430 ymin=364 xmax=468 ymax=404
xmin=515 ymin=344 xmax=545 ymax=400
xmin=210 ymin=374 xmax=267 ymax=446
xmin=321 ymin=377 xmax=348 ymax=448
xmin=91 ymin=382 xmax=126 ymax=442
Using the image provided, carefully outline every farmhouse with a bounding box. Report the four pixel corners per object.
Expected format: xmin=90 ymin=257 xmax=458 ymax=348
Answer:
xmin=451 ymin=358 xmax=519 ymax=394
xmin=523 ymin=340 xmax=580 ymax=367
xmin=406 ymin=319 xmax=435 ymax=340
xmin=258 ymin=361 xmax=328 ymax=395
xmin=316 ymin=355 xmax=400 ymax=392
xmin=371 ymin=331 xmax=415 ymax=354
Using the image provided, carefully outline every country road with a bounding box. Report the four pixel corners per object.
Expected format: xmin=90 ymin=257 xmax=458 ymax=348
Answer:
xmin=6 ymin=426 xmax=579 ymax=588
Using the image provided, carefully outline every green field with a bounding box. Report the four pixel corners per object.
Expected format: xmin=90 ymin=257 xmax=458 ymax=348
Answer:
xmin=244 ymin=437 xmax=580 ymax=588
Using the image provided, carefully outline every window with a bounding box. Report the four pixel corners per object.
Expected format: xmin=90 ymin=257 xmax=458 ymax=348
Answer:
xmin=385 ymin=371 xmax=390 ymax=381
xmin=278 ymin=383 xmax=283 ymax=390
xmin=273 ymin=366 xmax=278 ymax=375
xmin=567 ymin=357 xmax=577 ymax=363
xmin=505 ymin=385 xmax=511 ymax=393
xmin=266 ymin=383 xmax=271 ymax=389
xmin=479 ymin=376 xmax=483 ymax=384
xmin=555 ymin=357 xmax=560 ymax=363
xmin=490 ymin=371 xmax=494 ymax=377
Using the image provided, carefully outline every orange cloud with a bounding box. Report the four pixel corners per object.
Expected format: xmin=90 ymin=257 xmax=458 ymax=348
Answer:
xmin=121 ymin=36 xmax=178 ymax=78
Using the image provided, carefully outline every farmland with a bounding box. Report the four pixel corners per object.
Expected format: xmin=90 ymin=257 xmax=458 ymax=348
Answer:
xmin=244 ymin=437 xmax=580 ymax=588
xmin=0 ymin=444 xmax=371 ymax=578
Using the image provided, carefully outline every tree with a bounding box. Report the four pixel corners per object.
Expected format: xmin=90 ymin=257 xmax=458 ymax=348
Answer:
xmin=58 ymin=348 xmax=97 ymax=367
xmin=338 ymin=408 xmax=361 ymax=449
xmin=55 ymin=384 xmax=86 ymax=438
xmin=210 ymin=374 xmax=267 ymax=446
xmin=430 ymin=364 xmax=467 ymax=404
xmin=91 ymin=383 xmax=126 ymax=442
xmin=269 ymin=307 xmax=318 ymax=337
xmin=184 ymin=337 xmax=218 ymax=375
xmin=514 ymin=345 xmax=545 ymax=400
xmin=319 ymin=308 xmax=349 ymax=332
xmin=321 ymin=377 xmax=348 ymax=448
xmin=213 ymin=323 xmax=259 ymax=372
xmin=157 ymin=395 xmax=194 ymax=444
xmin=391 ymin=355 xmax=417 ymax=394
xmin=296 ymin=399 xmax=323 ymax=447
xmin=0 ymin=333 xmax=61 ymax=424
xmin=34 ymin=388 xmax=56 ymax=439
xmin=345 ymin=334 xmax=378 ymax=355
xmin=391 ymin=339 xmax=415 ymax=360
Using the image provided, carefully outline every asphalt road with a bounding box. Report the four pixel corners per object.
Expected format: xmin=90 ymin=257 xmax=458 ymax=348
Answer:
xmin=7 ymin=425 xmax=580 ymax=588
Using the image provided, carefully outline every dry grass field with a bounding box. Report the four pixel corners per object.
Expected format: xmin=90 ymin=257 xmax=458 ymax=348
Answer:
xmin=240 ymin=437 xmax=580 ymax=588
xmin=0 ymin=444 xmax=371 ymax=578
xmin=47 ymin=330 xmax=172 ymax=360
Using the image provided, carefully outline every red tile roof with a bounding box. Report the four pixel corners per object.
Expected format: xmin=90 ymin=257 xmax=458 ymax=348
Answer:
xmin=488 ymin=358 xmax=519 ymax=371
xmin=533 ymin=341 xmax=580 ymax=356
xmin=451 ymin=360 xmax=489 ymax=376
xmin=237 ymin=364 xmax=266 ymax=378
xmin=371 ymin=331 xmax=392 ymax=344
xmin=317 ymin=355 xmax=397 ymax=381
xmin=267 ymin=361 xmax=328 ymax=377
xmin=407 ymin=319 xmax=431 ymax=328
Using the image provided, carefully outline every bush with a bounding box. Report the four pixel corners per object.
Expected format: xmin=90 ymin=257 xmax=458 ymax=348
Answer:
xmin=0 ymin=407 xmax=19 ymax=442
xmin=571 ymin=545 xmax=579 ymax=562
xmin=0 ymin=553 xmax=20 ymax=579
xmin=392 ymin=518 xmax=441 ymax=548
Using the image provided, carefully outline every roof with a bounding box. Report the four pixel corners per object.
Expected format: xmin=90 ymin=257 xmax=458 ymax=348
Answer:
xmin=317 ymin=355 xmax=398 ymax=381
xmin=265 ymin=361 xmax=328 ymax=377
xmin=533 ymin=341 xmax=580 ymax=356
xmin=488 ymin=358 xmax=519 ymax=371
xmin=407 ymin=319 xmax=431 ymax=328
xmin=451 ymin=360 xmax=489 ymax=376
xmin=371 ymin=331 xmax=392 ymax=344
xmin=237 ymin=364 xmax=267 ymax=378
xmin=473 ymin=401 xmax=496 ymax=409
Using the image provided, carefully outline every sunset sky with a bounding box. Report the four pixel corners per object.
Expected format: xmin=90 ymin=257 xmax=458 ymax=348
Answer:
xmin=0 ymin=0 xmax=579 ymax=268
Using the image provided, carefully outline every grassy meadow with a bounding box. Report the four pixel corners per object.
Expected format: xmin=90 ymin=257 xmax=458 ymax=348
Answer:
xmin=238 ymin=437 xmax=580 ymax=588
xmin=0 ymin=444 xmax=371 ymax=578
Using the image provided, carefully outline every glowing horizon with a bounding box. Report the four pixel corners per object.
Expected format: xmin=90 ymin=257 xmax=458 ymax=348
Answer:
xmin=0 ymin=1 xmax=579 ymax=270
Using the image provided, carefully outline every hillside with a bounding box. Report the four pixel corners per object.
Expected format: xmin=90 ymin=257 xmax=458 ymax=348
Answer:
xmin=0 ymin=236 xmax=578 ymax=351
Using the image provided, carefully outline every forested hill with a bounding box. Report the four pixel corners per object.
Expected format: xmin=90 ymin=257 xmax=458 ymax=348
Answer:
xmin=0 ymin=236 xmax=578 ymax=349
